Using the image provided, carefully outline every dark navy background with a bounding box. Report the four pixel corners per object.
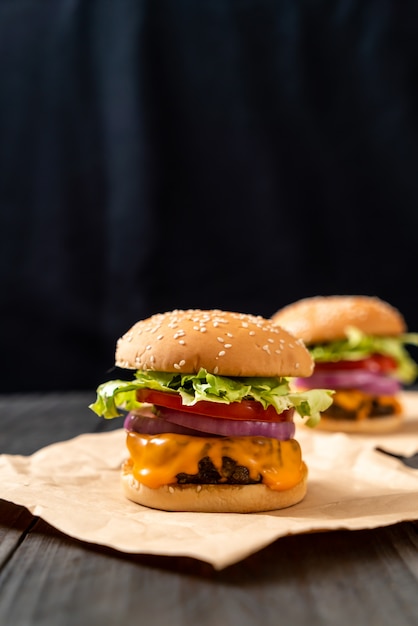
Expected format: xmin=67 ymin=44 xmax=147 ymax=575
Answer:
xmin=1 ymin=1 xmax=418 ymax=392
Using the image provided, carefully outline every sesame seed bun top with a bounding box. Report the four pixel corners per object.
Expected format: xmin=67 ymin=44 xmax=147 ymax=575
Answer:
xmin=115 ymin=309 xmax=314 ymax=378
xmin=271 ymin=295 xmax=406 ymax=345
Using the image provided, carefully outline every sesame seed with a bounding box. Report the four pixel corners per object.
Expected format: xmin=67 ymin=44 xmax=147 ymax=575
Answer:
xmin=157 ymin=334 xmax=164 ymax=340
xmin=173 ymin=363 xmax=181 ymax=370
xmin=213 ymin=366 xmax=219 ymax=374
xmin=179 ymin=339 xmax=185 ymax=345
xmin=146 ymin=345 xmax=152 ymax=350
xmin=196 ymin=485 xmax=202 ymax=492
xmin=179 ymin=359 xmax=186 ymax=367
xmin=217 ymin=337 xmax=224 ymax=343
xmin=268 ymin=338 xmax=274 ymax=343
xmin=249 ymin=331 xmax=256 ymax=336
xmin=218 ymin=350 xmax=226 ymax=357
xmin=168 ymin=486 xmax=174 ymax=494
xmin=200 ymin=327 xmax=207 ymax=332
xmin=224 ymin=343 xmax=232 ymax=348
xmin=295 ymin=362 xmax=300 ymax=368
xmin=262 ymin=345 xmax=271 ymax=354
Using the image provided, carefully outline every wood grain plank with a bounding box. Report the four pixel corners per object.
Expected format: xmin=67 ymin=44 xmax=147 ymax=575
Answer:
xmin=0 ymin=500 xmax=35 ymax=568
xmin=0 ymin=514 xmax=418 ymax=626
xmin=0 ymin=392 xmax=123 ymax=455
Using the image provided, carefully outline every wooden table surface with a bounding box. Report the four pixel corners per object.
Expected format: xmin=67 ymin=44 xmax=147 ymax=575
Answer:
xmin=1 ymin=392 xmax=418 ymax=626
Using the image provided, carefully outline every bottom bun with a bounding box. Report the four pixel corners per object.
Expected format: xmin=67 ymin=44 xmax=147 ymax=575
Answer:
xmin=121 ymin=463 xmax=308 ymax=513
xmin=313 ymin=413 xmax=403 ymax=434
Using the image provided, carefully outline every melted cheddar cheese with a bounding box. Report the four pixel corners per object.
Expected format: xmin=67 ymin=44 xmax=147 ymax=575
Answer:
xmin=327 ymin=390 xmax=402 ymax=421
xmin=124 ymin=432 xmax=305 ymax=491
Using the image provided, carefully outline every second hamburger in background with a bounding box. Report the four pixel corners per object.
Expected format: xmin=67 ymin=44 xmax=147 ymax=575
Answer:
xmin=271 ymin=295 xmax=418 ymax=433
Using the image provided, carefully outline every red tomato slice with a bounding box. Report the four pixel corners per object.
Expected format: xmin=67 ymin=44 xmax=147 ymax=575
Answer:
xmin=315 ymin=354 xmax=397 ymax=373
xmin=136 ymin=388 xmax=291 ymax=422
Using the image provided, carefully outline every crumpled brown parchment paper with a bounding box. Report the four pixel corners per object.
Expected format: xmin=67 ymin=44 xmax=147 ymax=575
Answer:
xmin=1 ymin=391 xmax=418 ymax=570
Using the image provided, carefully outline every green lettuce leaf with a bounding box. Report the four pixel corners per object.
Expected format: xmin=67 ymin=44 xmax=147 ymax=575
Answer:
xmin=310 ymin=326 xmax=418 ymax=384
xmin=89 ymin=367 xmax=333 ymax=427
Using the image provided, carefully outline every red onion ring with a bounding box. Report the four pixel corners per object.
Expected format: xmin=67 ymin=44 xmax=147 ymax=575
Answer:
xmin=124 ymin=410 xmax=206 ymax=436
xmin=156 ymin=406 xmax=295 ymax=439
xmin=296 ymin=370 xmax=401 ymax=395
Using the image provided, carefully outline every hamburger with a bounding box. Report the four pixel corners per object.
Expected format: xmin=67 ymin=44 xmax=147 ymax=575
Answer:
xmin=89 ymin=309 xmax=333 ymax=513
xmin=271 ymin=295 xmax=418 ymax=433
